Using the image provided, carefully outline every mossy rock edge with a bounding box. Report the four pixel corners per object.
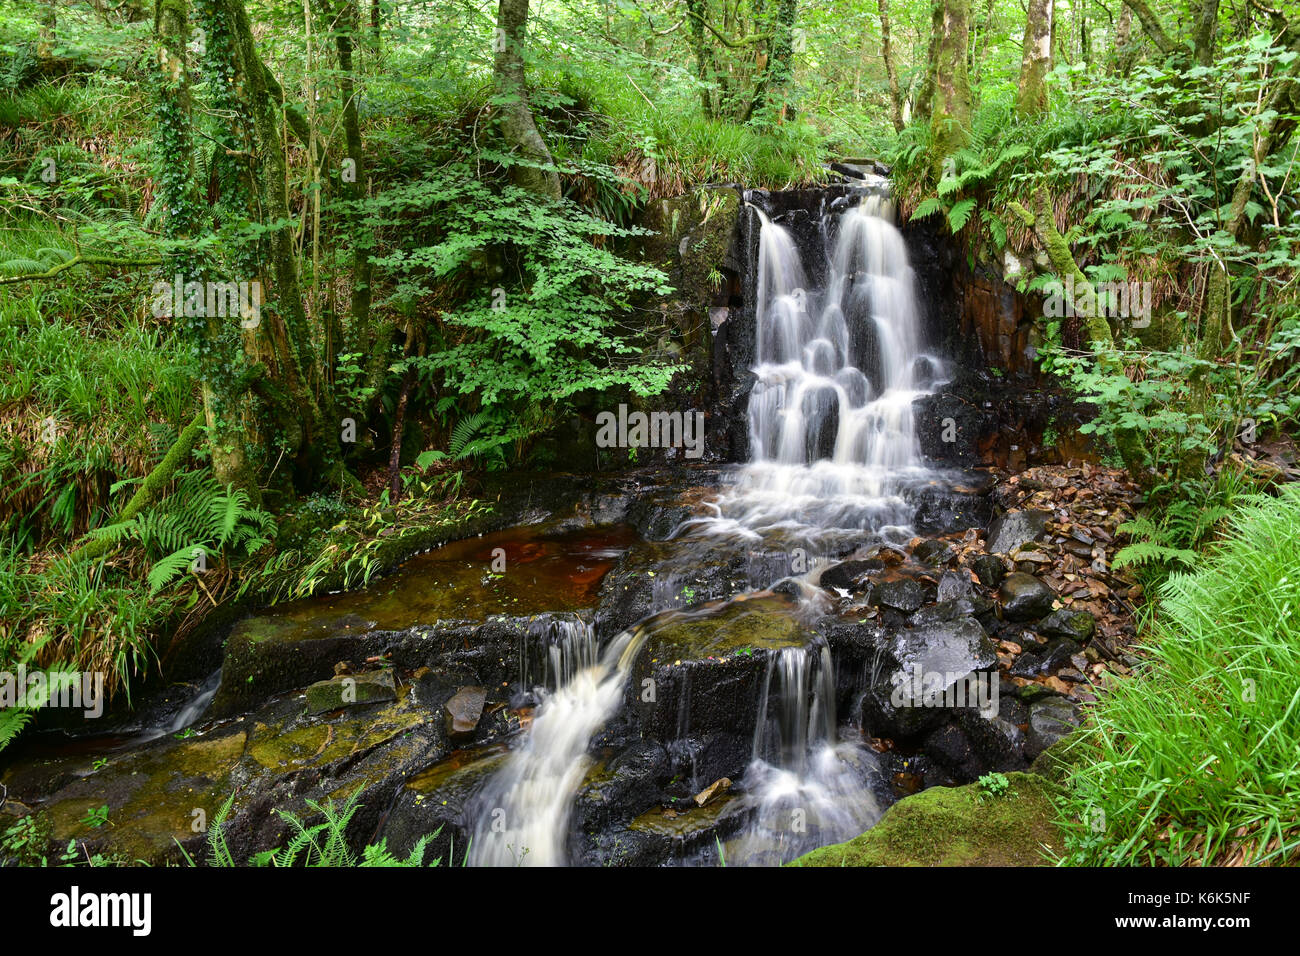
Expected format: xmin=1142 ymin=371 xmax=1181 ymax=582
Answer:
xmin=789 ymin=771 xmax=1066 ymax=867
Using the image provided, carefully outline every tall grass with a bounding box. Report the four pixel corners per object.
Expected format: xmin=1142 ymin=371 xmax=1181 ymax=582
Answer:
xmin=1059 ymin=484 xmax=1300 ymax=866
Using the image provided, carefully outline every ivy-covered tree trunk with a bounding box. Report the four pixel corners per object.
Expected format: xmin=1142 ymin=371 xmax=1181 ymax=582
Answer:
xmin=1016 ymin=0 xmax=1053 ymax=115
xmin=748 ymin=0 xmax=799 ymax=123
xmin=213 ymin=0 xmax=343 ymax=488
xmin=493 ymin=0 xmax=561 ymax=201
xmin=1009 ymin=188 xmax=1150 ymax=481
xmin=155 ymin=0 xmax=260 ymax=500
xmin=331 ymin=0 xmax=374 ymax=364
xmin=929 ymin=0 xmax=971 ymax=173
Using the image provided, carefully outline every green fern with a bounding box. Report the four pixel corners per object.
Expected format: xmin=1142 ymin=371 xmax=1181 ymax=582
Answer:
xmin=84 ymin=470 xmax=275 ymax=594
xmin=947 ymin=198 xmax=977 ymax=233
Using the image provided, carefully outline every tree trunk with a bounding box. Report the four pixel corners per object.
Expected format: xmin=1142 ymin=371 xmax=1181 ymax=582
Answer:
xmin=687 ymin=0 xmax=715 ymax=117
xmin=332 ymin=0 xmax=373 ymax=365
xmin=1113 ymin=3 xmax=1135 ymax=76
xmin=929 ymin=0 xmax=971 ymax=172
xmin=1016 ymin=0 xmax=1053 ymax=115
xmin=877 ymin=0 xmax=904 ymax=132
xmin=216 ymin=0 xmax=341 ymax=488
xmin=1192 ymin=0 xmax=1219 ymax=68
xmin=1121 ymin=0 xmax=1175 ymax=57
xmin=493 ymin=0 xmax=561 ymax=201
xmin=914 ymin=0 xmax=943 ymax=119
xmin=156 ymin=0 xmax=259 ymax=500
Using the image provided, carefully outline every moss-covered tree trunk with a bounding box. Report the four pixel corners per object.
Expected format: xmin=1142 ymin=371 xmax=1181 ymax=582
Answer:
xmin=687 ymin=0 xmax=715 ymax=117
xmin=155 ymin=0 xmax=260 ymax=500
xmin=929 ymin=0 xmax=971 ymax=174
xmin=214 ymin=0 xmax=342 ymax=488
xmin=1112 ymin=3 xmax=1136 ymax=76
xmin=1192 ymin=0 xmax=1219 ymax=68
xmin=493 ymin=0 xmax=561 ymax=201
xmin=877 ymin=0 xmax=904 ymax=132
xmin=914 ymin=0 xmax=942 ymax=119
xmin=331 ymin=0 xmax=374 ymax=368
xmin=759 ymin=0 xmax=799 ymax=121
xmin=1016 ymin=0 xmax=1053 ymax=115
xmin=1009 ymin=188 xmax=1150 ymax=480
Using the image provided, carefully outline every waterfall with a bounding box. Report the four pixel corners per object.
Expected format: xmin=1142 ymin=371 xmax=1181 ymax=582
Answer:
xmin=520 ymin=617 xmax=599 ymax=694
xmin=704 ymin=190 xmax=948 ymax=544
xmin=705 ymin=190 xmax=930 ymax=863
xmin=723 ymin=643 xmax=880 ymax=866
xmin=467 ymin=626 xmax=649 ymax=867
xmin=465 ymin=189 xmax=931 ymax=866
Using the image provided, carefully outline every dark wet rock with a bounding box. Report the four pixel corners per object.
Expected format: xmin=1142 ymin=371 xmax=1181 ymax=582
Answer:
xmin=908 ymin=598 xmax=978 ymax=627
xmin=578 ymin=791 xmax=750 ymax=867
xmin=622 ymin=597 xmax=808 ymax=788
xmin=1036 ymin=609 xmax=1096 ymax=643
xmin=936 ymin=569 xmax=975 ymax=602
xmin=913 ymin=539 xmax=957 ymax=566
xmin=3 ymin=690 xmax=448 ymax=866
xmin=802 ymin=386 xmax=841 ymax=460
xmin=871 ymin=578 xmax=930 ymax=614
xmin=380 ymin=743 xmax=510 ymax=864
xmin=594 ymin=538 xmax=758 ymax=638
xmin=970 ymin=553 xmax=1008 ymax=589
xmin=1010 ymin=639 xmax=1082 ymax=679
xmin=444 ymin=686 xmax=487 ymax=739
xmin=211 ymin=608 xmax=599 ymax=719
xmin=573 ymin=740 xmax=671 ymax=836
xmin=999 ymin=572 xmax=1057 ymax=621
xmin=909 ymin=483 xmax=994 ymax=536
xmin=819 ymin=559 xmax=881 ymax=592
xmin=954 ymin=710 xmax=1029 ymax=777
xmin=1025 ymin=697 xmax=1082 ymax=761
xmin=913 ymin=392 xmax=986 ymax=467
xmin=986 ymin=509 xmax=1050 ymax=555
xmin=860 ymin=617 xmax=998 ymax=739
xmin=921 ymin=722 xmax=983 ymax=779
xmin=304 ymin=669 xmax=396 ymax=715
xmin=997 ymin=689 xmax=1029 ymax=726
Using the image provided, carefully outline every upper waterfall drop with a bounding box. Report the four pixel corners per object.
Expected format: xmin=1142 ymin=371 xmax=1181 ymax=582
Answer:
xmin=706 ymin=188 xmax=949 ymax=544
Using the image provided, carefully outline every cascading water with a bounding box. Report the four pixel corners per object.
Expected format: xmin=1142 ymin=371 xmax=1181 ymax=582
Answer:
xmin=723 ymin=642 xmax=880 ymax=865
xmin=698 ymin=188 xmax=939 ymax=863
xmin=467 ymin=186 xmax=938 ymax=866
xmin=693 ymin=189 xmax=948 ymax=546
xmin=467 ymin=625 xmax=649 ymax=867
xmin=520 ymin=617 xmax=599 ymax=694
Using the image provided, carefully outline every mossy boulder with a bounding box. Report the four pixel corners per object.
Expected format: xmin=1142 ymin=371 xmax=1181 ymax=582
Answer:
xmin=789 ymin=771 xmax=1065 ymax=867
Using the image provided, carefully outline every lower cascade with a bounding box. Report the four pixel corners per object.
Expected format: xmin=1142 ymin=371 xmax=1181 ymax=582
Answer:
xmin=466 ymin=188 xmax=930 ymax=866
xmin=722 ymin=642 xmax=882 ymax=866
xmin=467 ymin=628 xmax=640 ymax=866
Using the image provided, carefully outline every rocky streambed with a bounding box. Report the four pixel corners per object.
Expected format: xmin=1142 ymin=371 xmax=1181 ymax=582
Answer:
xmin=0 ymin=460 xmax=1142 ymax=867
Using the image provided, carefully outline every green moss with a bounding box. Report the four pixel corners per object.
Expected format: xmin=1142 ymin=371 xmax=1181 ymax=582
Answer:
xmin=789 ymin=772 xmax=1065 ymax=867
xmin=42 ymin=731 xmax=247 ymax=864
xmin=630 ymin=795 xmax=737 ymax=838
xmin=641 ymin=596 xmax=808 ymax=661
